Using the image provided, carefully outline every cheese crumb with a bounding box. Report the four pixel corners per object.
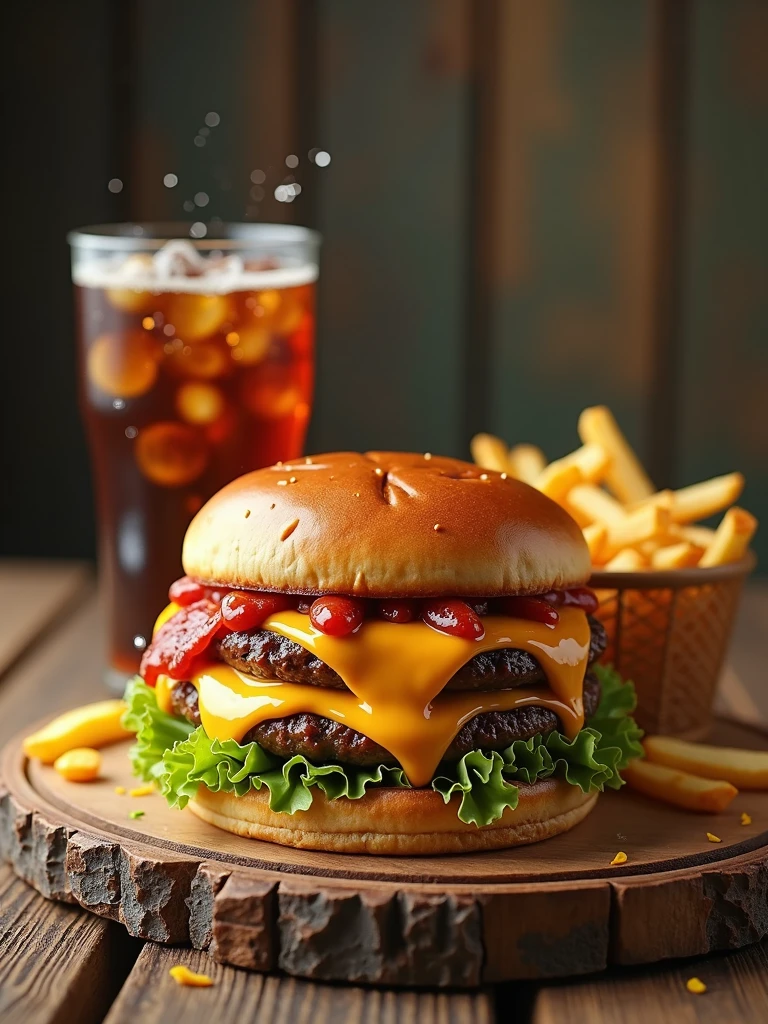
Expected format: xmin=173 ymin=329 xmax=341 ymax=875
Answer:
xmin=706 ymin=832 xmax=721 ymax=843
xmin=114 ymin=786 xmax=126 ymax=795
xmin=129 ymin=784 xmax=154 ymax=797
xmin=741 ymin=812 xmax=752 ymax=826
xmin=423 ymin=452 xmax=432 ymax=460
xmin=276 ymin=479 xmax=288 ymax=486
xmin=686 ymin=977 xmax=707 ymax=994
xmin=433 ymin=524 xmax=443 ymax=532
xmin=500 ymin=472 xmax=508 ymax=480
xmin=170 ymin=965 xmax=214 ymax=988
xmin=610 ymin=851 xmax=628 ymax=866
xmin=479 ymin=473 xmax=489 ymax=481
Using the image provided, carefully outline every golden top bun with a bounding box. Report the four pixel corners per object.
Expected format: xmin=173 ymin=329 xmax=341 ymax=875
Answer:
xmin=182 ymin=451 xmax=590 ymax=597
xmin=189 ymin=778 xmax=598 ymax=855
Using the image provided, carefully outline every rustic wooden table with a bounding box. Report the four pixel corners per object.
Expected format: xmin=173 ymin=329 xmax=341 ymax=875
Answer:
xmin=1 ymin=560 xmax=766 ymax=1023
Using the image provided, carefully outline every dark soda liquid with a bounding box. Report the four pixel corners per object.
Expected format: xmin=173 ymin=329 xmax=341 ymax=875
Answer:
xmin=75 ymin=272 xmax=315 ymax=679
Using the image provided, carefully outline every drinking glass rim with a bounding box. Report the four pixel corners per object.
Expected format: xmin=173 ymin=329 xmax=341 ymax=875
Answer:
xmin=68 ymin=222 xmax=321 ymax=252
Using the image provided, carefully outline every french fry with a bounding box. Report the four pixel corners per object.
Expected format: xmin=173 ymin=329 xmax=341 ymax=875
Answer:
xmin=547 ymin=444 xmax=610 ymax=485
xmin=578 ymin=406 xmax=655 ymax=503
xmin=582 ymin=523 xmax=607 ymax=563
xmin=671 ymin=524 xmax=717 ymax=547
xmin=668 ymin=473 xmax=744 ymax=524
xmin=23 ymin=701 xmax=130 ymax=764
xmin=470 ymin=433 xmax=509 ymax=473
xmin=508 ymin=443 xmax=547 ymax=484
xmin=630 ymin=489 xmax=674 ymax=513
xmin=567 ymin=484 xmax=627 ymax=528
xmin=650 ymin=541 xmax=703 ymax=569
xmin=603 ymin=505 xmax=671 ymax=560
xmin=534 ymin=463 xmax=583 ymax=504
xmin=623 ymin=759 xmax=738 ymax=813
xmin=643 ymin=735 xmax=768 ymax=789
xmin=468 ymin=409 xmax=754 ymax=572
xmin=699 ymin=507 xmax=757 ymax=567
xmin=604 ymin=547 xmax=647 ymax=571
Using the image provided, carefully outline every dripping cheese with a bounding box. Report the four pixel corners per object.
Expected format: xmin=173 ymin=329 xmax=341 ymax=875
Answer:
xmin=156 ymin=607 xmax=591 ymax=787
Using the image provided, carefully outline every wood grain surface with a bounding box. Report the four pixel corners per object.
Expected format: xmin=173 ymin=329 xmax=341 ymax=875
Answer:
xmin=0 ymin=862 xmax=138 ymax=1024
xmin=0 ymin=561 xmax=90 ymax=681
xmin=531 ymin=939 xmax=768 ymax=1024
xmin=103 ymin=942 xmax=495 ymax=1024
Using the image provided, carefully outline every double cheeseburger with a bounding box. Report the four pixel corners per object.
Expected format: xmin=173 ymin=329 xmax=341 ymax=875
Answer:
xmin=127 ymin=452 xmax=641 ymax=854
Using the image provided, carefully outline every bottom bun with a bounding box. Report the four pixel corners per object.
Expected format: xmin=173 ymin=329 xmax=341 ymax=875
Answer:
xmin=188 ymin=778 xmax=598 ymax=855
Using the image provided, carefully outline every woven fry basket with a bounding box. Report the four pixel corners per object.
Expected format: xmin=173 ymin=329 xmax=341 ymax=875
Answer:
xmin=588 ymin=553 xmax=756 ymax=738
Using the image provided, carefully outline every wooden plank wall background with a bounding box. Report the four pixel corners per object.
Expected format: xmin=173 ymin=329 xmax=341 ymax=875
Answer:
xmin=1 ymin=0 xmax=766 ymax=570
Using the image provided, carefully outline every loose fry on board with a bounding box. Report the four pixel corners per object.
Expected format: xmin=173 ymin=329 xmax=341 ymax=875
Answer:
xmin=604 ymin=548 xmax=647 ymax=571
xmin=623 ymin=759 xmax=738 ymax=813
xmin=53 ymin=748 xmax=101 ymax=782
xmin=650 ymin=541 xmax=702 ymax=570
xmin=508 ymin=443 xmax=547 ymax=484
xmin=534 ymin=463 xmax=583 ymax=504
xmin=470 ymin=433 xmax=509 ymax=473
xmin=643 ymin=736 xmax=768 ymax=789
xmin=699 ymin=507 xmax=757 ymax=567
xmin=578 ymin=406 xmax=655 ymax=504
xmin=23 ymin=700 xmax=130 ymax=764
xmin=566 ymin=484 xmax=627 ymax=528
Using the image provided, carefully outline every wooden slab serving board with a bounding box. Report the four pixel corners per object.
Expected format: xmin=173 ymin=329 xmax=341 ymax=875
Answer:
xmin=2 ymin=717 xmax=768 ymax=988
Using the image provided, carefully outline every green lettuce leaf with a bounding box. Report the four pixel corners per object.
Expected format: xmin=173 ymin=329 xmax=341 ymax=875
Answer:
xmin=123 ymin=663 xmax=643 ymax=827
xmin=432 ymin=749 xmax=520 ymax=826
xmin=122 ymin=676 xmax=195 ymax=786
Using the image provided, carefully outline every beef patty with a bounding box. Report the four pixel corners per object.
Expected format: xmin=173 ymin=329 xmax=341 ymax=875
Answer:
xmin=215 ymin=615 xmax=607 ymax=692
xmin=169 ymin=671 xmax=601 ymax=767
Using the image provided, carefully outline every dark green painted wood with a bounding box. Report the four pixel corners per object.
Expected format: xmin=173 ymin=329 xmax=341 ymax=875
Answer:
xmin=308 ymin=0 xmax=471 ymax=457
xmin=679 ymin=0 xmax=768 ymax=569
xmin=483 ymin=0 xmax=657 ymax=468
xmin=130 ymin=0 xmax=298 ymax=224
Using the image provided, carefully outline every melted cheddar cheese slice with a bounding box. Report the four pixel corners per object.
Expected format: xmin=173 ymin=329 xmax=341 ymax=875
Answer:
xmin=155 ymin=606 xmax=591 ymax=787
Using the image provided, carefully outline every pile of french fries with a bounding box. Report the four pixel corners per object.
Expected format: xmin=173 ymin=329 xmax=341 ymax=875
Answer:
xmin=624 ymin=735 xmax=768 ymax=813
xmin=471 ymin=406 xmax=758 ymax=570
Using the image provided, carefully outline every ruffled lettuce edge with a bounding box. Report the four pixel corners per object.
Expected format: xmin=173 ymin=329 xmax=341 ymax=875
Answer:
xmin=123 ymin=663 xmax=643 ymax=827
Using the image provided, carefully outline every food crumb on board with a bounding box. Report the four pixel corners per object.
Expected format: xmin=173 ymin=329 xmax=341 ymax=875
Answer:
xmin=610 ymin=851 xmax=628 ymax=866
xmin=129 ymin=784 xmax=154 ymax=797
xmin=706 ymin=832 xmax=721 ymax=843
xmin=169 ymin=965 xmax=214 ymax=988
xmin=686 ymin=977 xmax=707 ymax=994
xmin=129 ymin=809 xmax=145 ymax=820
xmin=114 ymin=786 xmax=126 ymax=795
xmin=741 ymin=812 xmax=752 ymax=826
